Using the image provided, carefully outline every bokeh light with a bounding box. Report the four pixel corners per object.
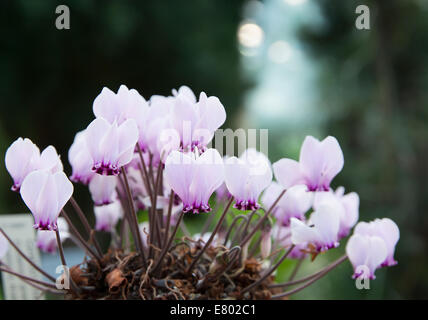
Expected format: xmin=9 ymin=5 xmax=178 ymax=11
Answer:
xmin=284 ymin=0 xmax=307 ymax=6
xmin=268 ymin=41 xmax=293 ymax=64
xmin=237 ymin=22 xmax=264 ymax=48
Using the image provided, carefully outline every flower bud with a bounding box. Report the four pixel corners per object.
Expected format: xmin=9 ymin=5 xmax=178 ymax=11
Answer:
xmin=260 ymin=227 xmax=272 ymax=259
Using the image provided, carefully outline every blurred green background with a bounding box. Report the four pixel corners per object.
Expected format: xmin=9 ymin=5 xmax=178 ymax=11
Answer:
xmin=0 ymin=0 xmax=427 ymax=299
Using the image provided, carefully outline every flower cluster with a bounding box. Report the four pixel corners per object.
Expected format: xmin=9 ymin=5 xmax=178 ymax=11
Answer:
xmin=5 ymin=138 xmax=72 ymax=230
xmin=1 ymin=85 xmax=399 ymax=299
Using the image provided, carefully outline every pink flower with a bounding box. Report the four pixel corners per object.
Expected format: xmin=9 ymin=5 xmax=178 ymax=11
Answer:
xmin=5 ymin=138 xmax=40 ymax=191
xmin=354 ymin=218 xmax=399 ymax=267
xmin=5 ymin=138 xmax=63 ymax=192
xmin=85 ymin=118 xmax=139 ymax=175
xmin=126 ymin=151 xmax=149 ymax=171
xmin=93 ymin=85 xmax=149 ymax=127
xmin=346 ymin=233 xmax=388 ymax=279
xmin=215 ymin=157 xmax=232 ymax=201
xmin=171 ymin=87 xmax=226 ymax=151
xmin=290 ymin=201 xmax=342 ymax=252
xmin=38 ymin=145 xmax=64 ymax=173
xmin=272 ymin=225 xmax=307 ymax=259
xmin=167 ymin=206 xmax=184 ymax=225
xmin=172 ymin=85 xmax=197 ymax=102
xmin=313 ymin=186 xmax=359 ymax=239
xmin=191 ymin=92 xmax=226 ymax=150
xmin=215 ymin=182 xmax=231 ymax=201
xmin=273 ymin=136 xmax=344 ymax=191
xmin=139 ymin=95 xmax=179 ymax=162
xmin=262 ymin=183 xmax=313 ymax=226
xmin=138 ymin=181 xmax=183 ymax=216
xmin=20 ymin=170 xmax=74 ymax=230
xmin=68 ymin=130 xmax=95 ymax=185
xmin=164 ymin=149 xmax=224 ymax=213
xmin=93 ymin=85 xmax=179 ymax=161
xmin=94 ymin=201 xmax=123 ymax=232
xmin=89 ymin=174 xmax=118 ymax=206
xmin=224 ymin=149 xmax=272 ymax=210
xmin=125 ymin=167 xmax=148 ymax=210
xmin=155 ymin=186 xmax=183 ymax=224
xmin=145 ymin=119 xmax=180 ymax=165
xmin=36 ymin=217 xmax=70 ymax=254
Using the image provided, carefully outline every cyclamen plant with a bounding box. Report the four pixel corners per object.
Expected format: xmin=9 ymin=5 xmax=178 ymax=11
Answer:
xmin=0 ymin=85 xmax=399 ymax=299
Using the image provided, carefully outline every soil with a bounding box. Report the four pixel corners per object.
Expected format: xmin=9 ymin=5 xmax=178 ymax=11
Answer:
xmin=66 ymin=242 xmax=284 ymax=300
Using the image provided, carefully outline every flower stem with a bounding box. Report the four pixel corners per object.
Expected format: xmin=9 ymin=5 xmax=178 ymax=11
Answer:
xmin=148 ymin=154 xmax=156 ymax=190
xmin=200 ymin=203 xmax=219 ymax=236
xmin=289 ymin=258 xmax=304 ymax=281
xmin=0 ymin=265 xmax=59 ymax=290
xmin=230 ymin=218 xmax=248 ymax=245
xmin=240 ymin=190 xmax=286 ymax=248
xmin=136 ymin=144 xmax=154 ymax=199
xmin=223 ymin=215 xmax=248 ymax=246
xmin=55 ymin=229 xmax=67 ymax=267
xmin=186 ymin=197 xmax=234 ymax=275
xmin=118 ymin=216 xmax=128 ymax=250
xmin=180 ymin=220 xmax=191 ymax=237
xmin=61 ymin=210 xmax=102 ymax=262
xmin=241 ymin=244 xmax=295 ymax=295
xmin=136 ymin=144 xmax=156 ymax=258
xmin=55 ymin=229 xmax=80 ymax=295
xmin=69 ymin=196 xmax=103 ymax=257
xmin=239 ymin=209 xmax=261 ymax=241
xmin=121 ymin=167 xmax=147 ymax=268
xmin=248 ymin=234 xmax=263 ymax=259
xmin=161 ymin=191 xmax=175 ymax=248
xmin=151 ymin=209 xmax=185 ymax=275
xmin=24 ymin=280 xmax=64 ymax=295
xmin=271 ymin=255 xmax=348 ymax=299
xmin=0 ymin=228 xmax=55 ymax=282
xmin=151 ymin=162 xmax=164 ymax=249
xmin=269 ymin=254 xmax=348 ymax=289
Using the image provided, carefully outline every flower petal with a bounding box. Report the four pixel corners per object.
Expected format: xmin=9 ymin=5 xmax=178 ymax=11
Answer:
xmin=341 ymin=191 xmax=359 ymax=229
xmin=319 ymin=136 xmax=344 ymax=189
xmin=35 ymin=173 xmax=59 ymax=229
xmin=346 ymin=233 xmax=387 ymax=279
xmin=241 ymin=149 xmax=272 ymax=202
xmin=196 ymin=92 xmax=226 ymax=134
xmin=290 ymin=217 xmax=318 ymax=245
xmin=273 ymin=158 xmax=304 ymax=189
xmin=20 ymin=170 xmax=50 ymax=224
xmin=172 ymin=93 xmax=198 ymax=148
xmin=191 ymin=148 xmax=224 ymax=206
xmin=5 ymin=137 xmax=40 ymax=190
xmin=299 ymin=136 xmax=324 ymax=190
xmin=85 ymin=118 xmax=111 ymax=165
xmin=94 ymin=201 xmax=123 ymax=232
xmin=68 ymin=130 xmax=94 ymax=184
xmin=277 ymin=184 xmax=313 ymax=224
xmin=310 ymin=201 xmax=341 ymax=247
xmin=224 ymin=156 xmax=249 ymax=201
xmin=374 ymin=218 xmax=400 ymax=266
xmin=52 ymin=172 xmax=74 ymax=222
xmin=89 ymin=174 xmax=118 ymax=206
xmin=93 ymin=87 xmax=119 ymax=123
xmin=164 ymin=151 xmax=195 ymax=206
xmin=40 ymin=145 xmax=63 ymax=173
xmin=172 ymin=85 xmax=197 ymax=103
